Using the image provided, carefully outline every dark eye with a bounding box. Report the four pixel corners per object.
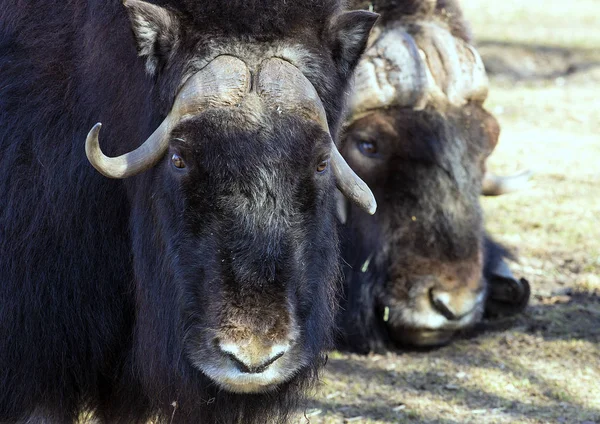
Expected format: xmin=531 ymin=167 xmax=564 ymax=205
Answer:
xmin=171 ymin=153 xmax=186 ymax=169
xmin=358 ymin=140 xmax=378 ymax=157
xmin=316 ymin=159 xmax=329 ymax=173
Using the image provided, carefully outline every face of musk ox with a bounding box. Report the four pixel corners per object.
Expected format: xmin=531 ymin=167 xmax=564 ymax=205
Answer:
xmin=86 ymin=1 xmax=378 ymax=393
xmin=339 ymin=105 xmax=500 ymax=351
xmin=336 ymin=11 xmax=504 ymax=351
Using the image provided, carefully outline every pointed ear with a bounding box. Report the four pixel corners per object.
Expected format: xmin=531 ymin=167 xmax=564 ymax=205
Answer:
xmin=124 ymin=0 xmax=181 ymax=74
xmin=328 ymin=10 xmax=379 ymax=77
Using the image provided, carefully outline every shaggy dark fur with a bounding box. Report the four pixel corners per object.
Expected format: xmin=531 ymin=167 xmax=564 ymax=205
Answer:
xmin=335 ymin=0 xmax=526 ymax=354
xmin=0 ymin=1 xmax=377 ymax=422
xmin=337 ymin=105 xmax=497 ymax=353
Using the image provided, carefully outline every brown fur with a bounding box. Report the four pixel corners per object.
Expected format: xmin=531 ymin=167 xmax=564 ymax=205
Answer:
xmin=338 ymin=103 xmax=500 ymax=351
xmin=335 ymin=0 xmax=504 ymax=352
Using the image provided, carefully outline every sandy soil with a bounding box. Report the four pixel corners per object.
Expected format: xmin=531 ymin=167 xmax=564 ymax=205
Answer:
xmin=298 ymin=1 xmax=600 ymax=422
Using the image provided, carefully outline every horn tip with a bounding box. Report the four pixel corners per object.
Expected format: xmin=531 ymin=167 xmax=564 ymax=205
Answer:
xmin=356 ymin=189 xmax=377 ymax=215
xmin=521 ymin=169 xmax=534 ymax=179
xmin=85 ymin=123 xmax=104 ymax=168
xmin=86 ymin=123 xmax=103 ymax=144
xmin=366 ymin=199 xmax=377 ymax=215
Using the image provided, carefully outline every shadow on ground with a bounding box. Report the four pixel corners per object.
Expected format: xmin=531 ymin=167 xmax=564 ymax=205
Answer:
xmin=472 ymin=291 xmax=600 ymax=344
xmin=475 ymin=40 xmax=600 ymax=81
xmin=300 ymin=292 xmax=600 ymax=423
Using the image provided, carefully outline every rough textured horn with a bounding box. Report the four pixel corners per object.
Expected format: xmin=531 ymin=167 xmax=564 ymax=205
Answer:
xmin=347 ymin=20 xmax=489 ymax=121
xmin=257 ymin=57 xmax=377 ymax=215
xmin=349 ymin=30 xmax=429 ymax=119
xmin=415 ymin=23 xmax=488 ymax=106
xmin=86 ymin=55 xmax=250 ymax=179
xmin=481 ymin=170 xmax=533 ymax=196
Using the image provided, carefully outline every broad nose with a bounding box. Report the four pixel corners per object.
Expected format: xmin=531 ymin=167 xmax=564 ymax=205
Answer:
xmin=429 ymin=288 xmax=479 ymax=321
xmin=218 ymin=339 xmax=289 ymax=374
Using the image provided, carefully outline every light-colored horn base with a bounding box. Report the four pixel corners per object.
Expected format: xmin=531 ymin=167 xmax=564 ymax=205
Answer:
xmin=258 ymin=57 xmax=377 ymax=215
xmin=348 ymin=18 xmax=489 ymax=121
xmin=85 ymin=55 xmax=377 ymax=214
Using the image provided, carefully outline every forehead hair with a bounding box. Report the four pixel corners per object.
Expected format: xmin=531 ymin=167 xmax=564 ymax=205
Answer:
xmin=172 ymin=109 xmax=332 ymax=177
xmin=388 ymin=106 xmax=490 ymax=167
xmin=158 ymin=0 xmax=342 ymax=36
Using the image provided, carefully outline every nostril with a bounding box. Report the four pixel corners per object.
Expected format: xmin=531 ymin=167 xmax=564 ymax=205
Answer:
xmin=429 ymin=289 xmax=458 ymax=321
xmin=226 ymin=351 xmax=285 ymax=374
xmin=251 ymin=352 xmax=284 ymax=373
xmin=224 ymin=352 xmax=250 ymax=373
xmin=219 ymin=344 xmax=287 ymax=374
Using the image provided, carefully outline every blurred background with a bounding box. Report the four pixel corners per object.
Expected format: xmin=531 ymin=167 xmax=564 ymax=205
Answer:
xmin=302 ymin=0 xmax=600 ymax=422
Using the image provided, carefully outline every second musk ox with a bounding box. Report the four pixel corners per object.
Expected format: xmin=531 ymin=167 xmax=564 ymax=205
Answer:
xmin=337 ymin=0 xmax=530 ymax=353
xmin=0 ymin=0 xmax=378 ymax=423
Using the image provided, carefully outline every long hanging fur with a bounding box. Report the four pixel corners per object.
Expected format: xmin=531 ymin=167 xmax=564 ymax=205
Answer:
xmin=0 ymin=0 xmax=377 ymax=422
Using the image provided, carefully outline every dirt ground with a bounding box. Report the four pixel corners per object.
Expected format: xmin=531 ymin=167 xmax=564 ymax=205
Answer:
xmin=298 ymin=1 xmax=600 ymax=423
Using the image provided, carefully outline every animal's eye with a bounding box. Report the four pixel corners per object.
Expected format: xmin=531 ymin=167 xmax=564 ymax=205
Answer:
xmin=358 ymin=140 xmax=378 ymax=156
xmin=171 ymin=153 xmax=186 ymax=169
xmin=316 ymin=159 xmax=329 ymax=173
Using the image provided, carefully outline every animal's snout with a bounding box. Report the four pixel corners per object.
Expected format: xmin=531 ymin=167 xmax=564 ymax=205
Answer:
xmin=200 ymin=299 xmax=304 ymax=391
xmin=218 ymin=339 xmax=289 ymax=374
xmin=197 ymin=317 xmax=304 ymax=393
xmin=429 ymin=288 xmax=480 ymax=321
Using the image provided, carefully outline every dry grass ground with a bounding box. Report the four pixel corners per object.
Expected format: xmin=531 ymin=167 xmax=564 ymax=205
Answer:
xmin=298 ymin=1 xmax=600 ymax=422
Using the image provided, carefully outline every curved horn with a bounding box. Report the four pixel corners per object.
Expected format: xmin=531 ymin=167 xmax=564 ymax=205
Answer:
xmin=86 ymin=55 xmax=250 ymax=179
xmin=481 ymin=170 xmax=533 ymax=196
xmin=416 ymin=23 xmax=488 ymax=106
xmin=349 ymin=30 xmax=429 ymax=119
xmin=329 ymin=144 xmax=377 ymax=214
xmin=347 ymin=20 xmax=489 ymax=121
xmin=257 ymin=58 xmax=377 ymax=215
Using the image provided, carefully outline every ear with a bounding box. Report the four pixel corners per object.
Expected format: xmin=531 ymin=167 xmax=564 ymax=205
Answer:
xmin=328 ymin=10 xmax=379 ymax=77
xmin=124 ymin=0 xmax=181 ymax=75
xmin=481 ymin=111 xmax=500 ymax=156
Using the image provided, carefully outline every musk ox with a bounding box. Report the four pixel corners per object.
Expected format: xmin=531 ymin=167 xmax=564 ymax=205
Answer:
xmin=336 ymin=0 xmax=530 ymax=352
xmin=0 ymin=0 xmax=378 ymax=422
